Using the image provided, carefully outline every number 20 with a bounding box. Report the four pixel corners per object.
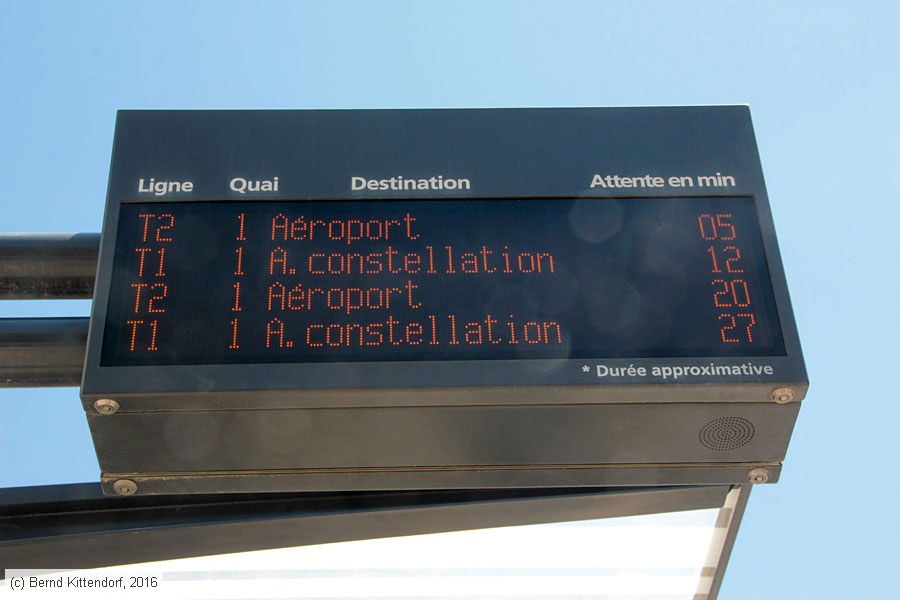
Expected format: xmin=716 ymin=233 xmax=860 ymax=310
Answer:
xmin=711 ymin=279 xmax=751 ymax=307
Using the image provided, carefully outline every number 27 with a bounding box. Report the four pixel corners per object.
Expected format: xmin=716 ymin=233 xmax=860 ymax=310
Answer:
xmin=719 ymin=313 xmax=756 ymax=343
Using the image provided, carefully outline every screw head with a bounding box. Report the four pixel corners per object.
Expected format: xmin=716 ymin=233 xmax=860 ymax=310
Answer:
xmin=771 ymin=388 xmax=795 ymax=404
xmin=93 ymin=398 xmax=120 ymax=415
xmin=113 ymin=479 xmax=138 ymax=496
xmin=748 ymin=468 xmax=770 ymax=484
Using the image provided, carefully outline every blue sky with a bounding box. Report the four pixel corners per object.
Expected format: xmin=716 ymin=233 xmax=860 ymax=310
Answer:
xmin=1 ymin=2 xmax=898 ymax=597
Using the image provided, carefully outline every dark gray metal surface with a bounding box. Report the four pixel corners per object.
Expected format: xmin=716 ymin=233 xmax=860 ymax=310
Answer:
xmin=0 ymin=233 xmax=98 ymax=299
xmin=91 ymin=403 xmax=798 ymax=471
xmin=0 ymin=318 xmax=88 ymax=387
xmin=101 ymin=464 xmax=781 ymax=496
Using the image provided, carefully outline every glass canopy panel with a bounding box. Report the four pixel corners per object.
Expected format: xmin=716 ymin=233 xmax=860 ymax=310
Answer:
xmin=10 ymin=508 xmax=722 ymax=599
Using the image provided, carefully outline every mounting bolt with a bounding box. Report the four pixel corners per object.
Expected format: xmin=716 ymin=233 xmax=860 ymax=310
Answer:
xmin=771 ymin=387 xmax=795 ymax=404
xmin=93 ymin=399 xmax=120 ymax=415
xmin=748 ymin=468 xmax=770 ymax=484
xmin=113 ymin=479 xmax=138 ymax=496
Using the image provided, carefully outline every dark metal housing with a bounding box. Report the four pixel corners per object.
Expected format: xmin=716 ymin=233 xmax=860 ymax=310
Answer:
xmin=80 ymin=108 xmax=807 ymax=495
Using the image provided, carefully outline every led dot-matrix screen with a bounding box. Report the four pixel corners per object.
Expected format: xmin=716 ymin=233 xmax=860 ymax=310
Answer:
xmin=101 ymin=196 xmax=785 ymax=366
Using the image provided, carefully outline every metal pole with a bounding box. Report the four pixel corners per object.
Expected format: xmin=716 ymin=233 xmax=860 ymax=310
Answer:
xmin=0 ymin=317 xmax=88 ymax=387
xmin=0 ymin=233 xmax=99 ymax=299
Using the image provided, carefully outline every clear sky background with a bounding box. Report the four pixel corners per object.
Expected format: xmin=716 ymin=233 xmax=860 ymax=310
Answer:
xmin=1 ymin=1 xmax=898 ymax=598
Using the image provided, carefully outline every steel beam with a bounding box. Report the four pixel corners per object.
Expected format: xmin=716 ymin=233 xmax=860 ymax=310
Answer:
xmin=0 ymin=233 xmax=99 ymax=299
xmin=0 ymin=483 xmax=731 ymax=573
xmin=0 ymin=318 xmax=88 ymax=387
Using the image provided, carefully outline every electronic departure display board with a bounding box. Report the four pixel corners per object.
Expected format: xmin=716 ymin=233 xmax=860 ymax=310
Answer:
xmin=103 ymin=197 xmax=783 ymax=365
xmin=81 ymin=108 xmax=807 ymax=495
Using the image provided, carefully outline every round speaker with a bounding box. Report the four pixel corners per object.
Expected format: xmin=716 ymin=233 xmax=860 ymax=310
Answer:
xmin=699 ymin=416 xmax=755 ymax=451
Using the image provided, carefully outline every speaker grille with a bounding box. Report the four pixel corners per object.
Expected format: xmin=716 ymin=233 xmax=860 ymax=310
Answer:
xmin=699 ymin=416 xmax=755 ymax=451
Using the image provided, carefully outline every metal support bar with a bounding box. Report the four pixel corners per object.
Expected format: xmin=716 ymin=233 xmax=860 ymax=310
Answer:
xmin=0 ymin=483 xmax=732 ymax=573
xmin=698 ymin=484 xmax=752 ymax=599
xmin=0 ymin=233 xmax=99 ymax=299
xmin=0 ymin=318 xmax=88 ymax=387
